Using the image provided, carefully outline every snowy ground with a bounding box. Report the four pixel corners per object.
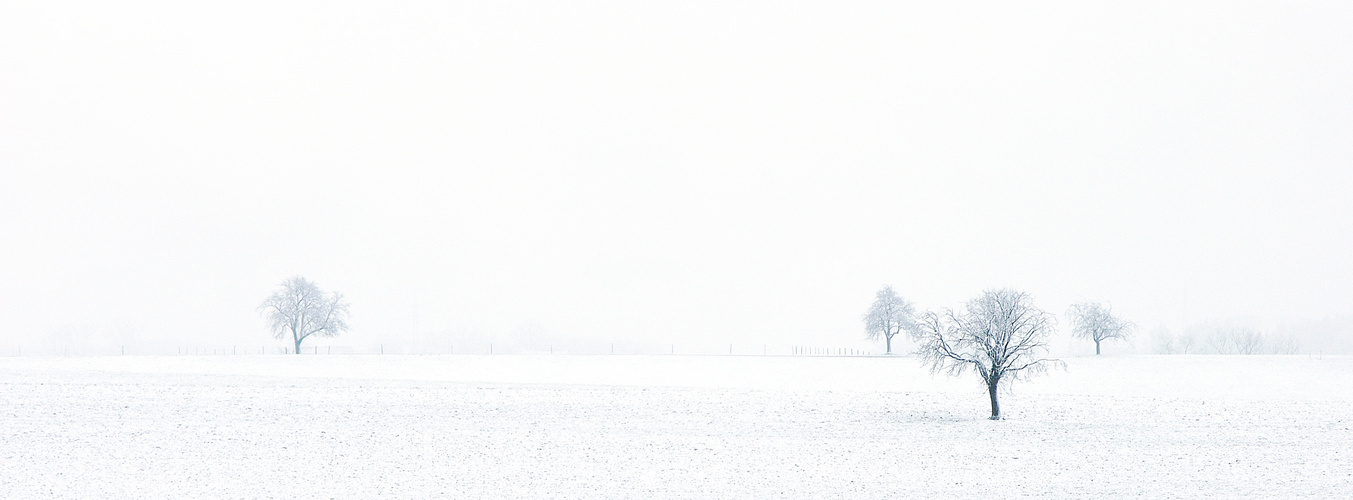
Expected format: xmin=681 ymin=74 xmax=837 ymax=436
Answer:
xmin=2 ymin=354 xmax=1349 ymax=498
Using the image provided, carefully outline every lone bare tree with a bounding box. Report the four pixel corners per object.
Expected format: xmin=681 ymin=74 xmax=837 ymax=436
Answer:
xmin=914 ymin=288 xmax=1063 ymax=420
xmin=259 ymin=276 xmax=350 ymax=354
xmin=862 ymin=285 xmax=916 ymax=355
xmin=1067 ymin=302 xmax=1136 ymax=355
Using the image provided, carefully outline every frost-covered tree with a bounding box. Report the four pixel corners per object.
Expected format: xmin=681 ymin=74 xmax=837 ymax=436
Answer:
xmin=259 ymin=276 xmax=350 ymax=354
xmin=1150 ymin=325 xmax=1176 ymax=354
xmin=914 ymin=289 xmax=1063 ymax=420
xmin=1067 ymin=302 xmax=1135 ymax=355
xmin=862 ymin=286 xmax=916 ymax=355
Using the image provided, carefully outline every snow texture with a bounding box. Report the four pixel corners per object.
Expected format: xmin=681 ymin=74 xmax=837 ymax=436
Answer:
xmin=2 ymin=355 xmax=1349 ymax=498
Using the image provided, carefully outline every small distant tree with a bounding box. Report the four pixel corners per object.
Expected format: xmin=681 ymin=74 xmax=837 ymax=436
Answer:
xmin=1269 ymin=334 xmax=1300 ymax=355
xmin=1067 ymin=302 xmax=1136 ymax=355
xmin=259 ymin=276 xmax=351 ymax=354
xmin=862 ymin=286 xmax=916 ymax=355
xmin=1150 ymin=325 xmax=1176 ymax=354
xmin=1206 ymin=329 xmax=1234 ymax=354
xmin=1231 ymin=328 xmax=1265 ymax=355
xmin=1177 ymin=330 xmax=1196 ymax=354
xmin=914 ymin=288 xmax=1064 ymax=420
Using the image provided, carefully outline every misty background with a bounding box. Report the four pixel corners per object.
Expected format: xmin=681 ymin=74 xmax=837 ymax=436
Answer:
xmin=2 ymin=1 xmax=1351 ymax=355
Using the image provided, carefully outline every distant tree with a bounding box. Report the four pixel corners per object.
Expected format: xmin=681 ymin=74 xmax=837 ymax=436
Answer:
xmin=914 ymin=289 xmax=1064 ymax=420
xmin=862 ymin=286 xmax=916 ymax=355
xmin=1269 ymin=334 xmax=1300 ymax=355
xmin=1150 ymin=325 xmax=1176 ymax=354
xmin=1067 ymin=302 xmax=1136 ymax=355
xmin=1199 ymin=327 xmax=1294 ymax=355
xmin=1206 ymin=327 xmax=1268 ymax=355
xmin=1205 ymin=329 xmax=1234 ymax=354
xmin=1177 ymin=330 xmax=1196 ymax=354
xmin=259 ymin=276 xmax=350 ymax=354
xmin=1231 ymin=328 xmax=1265 ymax=355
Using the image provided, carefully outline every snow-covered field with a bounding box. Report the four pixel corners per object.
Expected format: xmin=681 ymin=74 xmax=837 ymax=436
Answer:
xmin=2 ymin=354 xmax=1349 ymax=498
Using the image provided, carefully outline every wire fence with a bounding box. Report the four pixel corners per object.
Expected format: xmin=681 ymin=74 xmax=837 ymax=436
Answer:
xmin=0 ymin=343 xmax=889 ymax=357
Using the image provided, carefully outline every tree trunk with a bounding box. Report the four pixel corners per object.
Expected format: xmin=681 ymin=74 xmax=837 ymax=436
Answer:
xmin=885 ymin=335 xmax=892 ymax=354
xmin=294 ymin=336 xmax=302 ymax=355
xmin=987 ymin=380 xmax=1001 ymax=420
xmin=1095 ymin=339 xmax=1101 ymax=355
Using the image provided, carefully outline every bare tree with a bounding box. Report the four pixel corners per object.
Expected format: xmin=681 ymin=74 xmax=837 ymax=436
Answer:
xmin=862 ymin=286 xmax=916 ymax=355
xmin=914 ymin=289 xmax=1064 ymax=420
xmin=1150 ymin=325 xmax=1176 ymax=354
xmin=1232 ymin=328 xmax=1265 ymax=355
xmin=1206 ymin=328 xmax=1236 ymax=354
xmin=1269 ymin=334 xmax=1301 ymax=355
xmin=1178 ymin=331 xmax=1196 ymax=354
xmin=1067 ymin=302 xmax=1136 ymax=355
xmin=259 ymin=276 xmax=351 ymax=354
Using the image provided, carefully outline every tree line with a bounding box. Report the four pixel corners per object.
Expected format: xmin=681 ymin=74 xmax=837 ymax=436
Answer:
xmin=1151 ymin=326 xmax=1301 ymax=355
xmin=253 ymin=276 xmax=1300 ymax=420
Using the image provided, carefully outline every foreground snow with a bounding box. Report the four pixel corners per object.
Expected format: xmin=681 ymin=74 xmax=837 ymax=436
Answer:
xmin=1 ymin=355 xmax=1349 ymax=498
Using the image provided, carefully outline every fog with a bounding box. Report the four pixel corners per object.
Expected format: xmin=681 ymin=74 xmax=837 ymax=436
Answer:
xmin=3 ymin=1 xmax=1351 ymax=354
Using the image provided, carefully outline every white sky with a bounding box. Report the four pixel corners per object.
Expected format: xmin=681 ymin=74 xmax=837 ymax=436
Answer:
xmin=2 ymin=1 xmax=1351 ymax=350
